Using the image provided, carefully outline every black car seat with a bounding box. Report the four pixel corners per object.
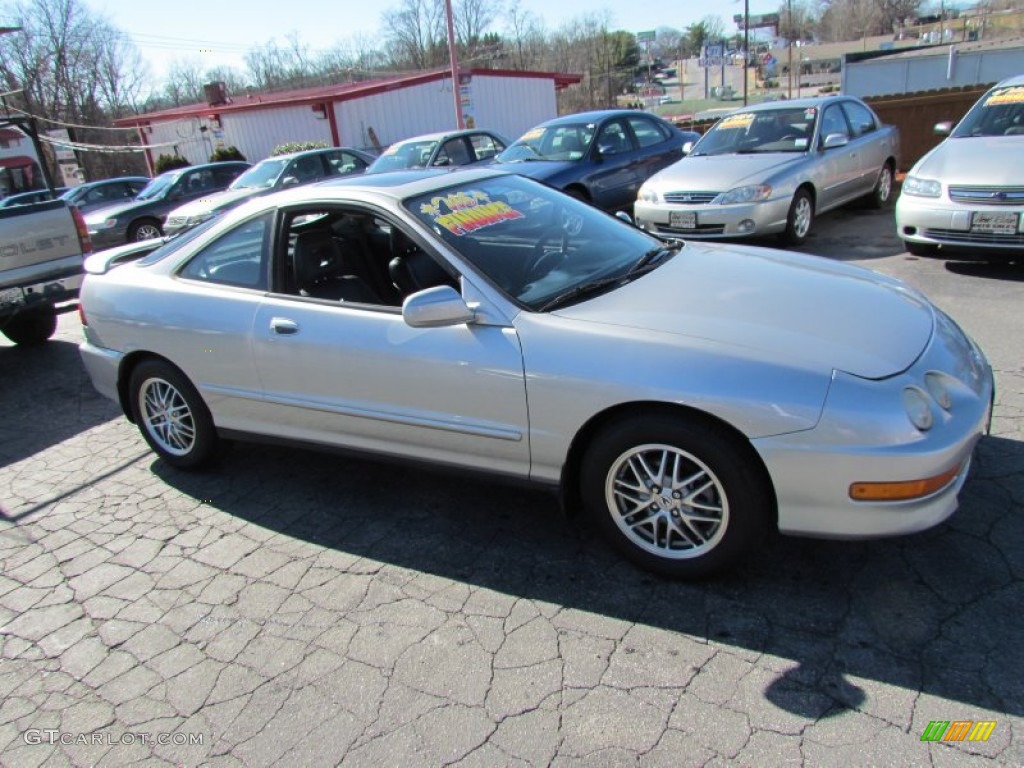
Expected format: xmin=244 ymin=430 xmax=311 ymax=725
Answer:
xmin=388 ymin=229 xmax=457 ymax=298
xmin=293 ymin=230 xmax=380 ymax=303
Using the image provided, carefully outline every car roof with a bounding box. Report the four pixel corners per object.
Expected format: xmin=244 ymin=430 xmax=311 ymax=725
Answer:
xmin=158 ymin=160 xmax=250 ymax=179
xmin=539 ymin=109 xmax=665 ymax=126
xmin=259 ymin=146 xmax=373 ymax=163
xmin=288 ymin=166 xmax=507 ymax=200
xmin=719 ymin=95 xmax=860 ymax=114
xmin=388 ymin=129 xmax=497 ymax=145
xmin=994 ymin=73 xmax=1024 ymax=88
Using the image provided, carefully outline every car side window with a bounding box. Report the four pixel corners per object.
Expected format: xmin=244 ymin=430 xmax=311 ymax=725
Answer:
xmin=819 ymin=105 xmax=851 ymax=147
xmin=470 ymin=133 xmax=505 ymax=160
xmin=437 ymin=139 xmax=472 ymax=166
xmin=128 ymin=181 xmax=146 ymax=197
xmin=627 ymin=116 xmax=669 ymax=148
xmin=212 ymin=166 xmax=245 ymax=187
xmin=178 ymin=213 xmax=270 ymax=289
xmin=325 ymin=151 xmax=367 ymax=176
xmin=596 ymin=120 xmax=632 ymax=155
xmin=841 ymin=101 xmax=877 ymax=137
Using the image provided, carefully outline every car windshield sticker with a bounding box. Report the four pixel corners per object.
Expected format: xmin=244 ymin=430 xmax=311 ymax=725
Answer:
xmin=719 ymin=113 xmax=755 ymax=129
xmin=985 ymin=86 xmax=1024 ymax=106
xmin=420 ymin=190 xmax=525 ymax=236
xmin=804 ymin=108 xmax=817 ymax=120
xmin=381 ymin=144 xmax=399 ymax=156
xmin=520 ymin=128 xmax=544 ymax=141
xmin=794 ymin=137 xmax=809 ymax=149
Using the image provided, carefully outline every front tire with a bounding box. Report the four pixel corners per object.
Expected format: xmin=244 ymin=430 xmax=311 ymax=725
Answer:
xmin=580 ymin=414 xmax=772 ymax=579
xmin=1 ymin=306 xmax=57 ymax=345
xmin=128 ymin=359 xmax=220 ymax=470
xmin=779 ymin=189 xmax=814 ymax=246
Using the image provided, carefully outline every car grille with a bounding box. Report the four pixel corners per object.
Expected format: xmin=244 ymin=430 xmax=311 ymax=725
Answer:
xmin=660 ymin=223 xmax=727 ymax=236
xmin=948 ymin=186 xmax=1024 ymax=205
xmin=663 ymin=191 xmax=719 ymax=205
xmin=924 ymin=228 xmax=1024 ymax=246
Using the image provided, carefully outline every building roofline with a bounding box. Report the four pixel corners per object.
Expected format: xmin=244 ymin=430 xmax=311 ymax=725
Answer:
xmin=114 ymin=67 xmax=583 ymax=127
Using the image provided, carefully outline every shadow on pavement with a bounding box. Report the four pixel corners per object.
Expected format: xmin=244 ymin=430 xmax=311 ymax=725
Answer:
xmin=153 ymin=429 xmax=1024 ymax=720
xmin=0 ymin=339 xmax=121 ymax=469
xmin=944 ymin=259 xmax=1024 ymax=281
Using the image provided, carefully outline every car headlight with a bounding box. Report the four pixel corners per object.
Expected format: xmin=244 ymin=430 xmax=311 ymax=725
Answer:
xmin=94 ymin=218 xmax=118 ymax=230
xmin=902 ymin=386 xmax=934 ymax=431
xmin=901 ymin=175 xmax=941 ymax=198
xmin=714 ymin=184 xmax=772 ymax=205
xmin=638 ymin=184 xmax=660 ymax=204
xmin=185 ymin=213 xmax=215 ymax=226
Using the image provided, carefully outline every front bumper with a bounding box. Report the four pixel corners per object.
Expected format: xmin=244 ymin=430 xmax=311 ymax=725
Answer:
xmin=896 ymin=194 xmax=1024 ymax=252
xmin=753 ymin=314 xmax=993 ymax=539
xmin=635 ymin=197 xmax=792 ymax=239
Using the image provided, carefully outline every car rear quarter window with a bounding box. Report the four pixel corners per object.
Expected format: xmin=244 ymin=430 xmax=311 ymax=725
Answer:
xmin=177 ymin=213 xmax=270 ymax=289
xmin=627 ymin=116 xmax=670 ymax=148
xmin=470 ymin=134 xmax=505 ymax=160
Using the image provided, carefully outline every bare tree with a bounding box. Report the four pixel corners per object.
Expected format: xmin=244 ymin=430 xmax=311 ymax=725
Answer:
xmin=504 ymin=2 xmax=545 ymax=70
xmin=381 ymin=0 xmax=446 ymax=69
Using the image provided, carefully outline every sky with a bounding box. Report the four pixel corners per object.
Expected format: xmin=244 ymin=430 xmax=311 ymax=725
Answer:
xmin=80 ymin=0 xmax=775 ymax=84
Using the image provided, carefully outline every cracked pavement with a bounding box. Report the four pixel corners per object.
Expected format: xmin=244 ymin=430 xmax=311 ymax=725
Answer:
xmin=1 ymin=211 xmax=1022 ymax=767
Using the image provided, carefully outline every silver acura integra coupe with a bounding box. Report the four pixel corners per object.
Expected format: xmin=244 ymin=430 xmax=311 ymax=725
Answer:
xmin=78 ymin=168 xmax=993 ymax=578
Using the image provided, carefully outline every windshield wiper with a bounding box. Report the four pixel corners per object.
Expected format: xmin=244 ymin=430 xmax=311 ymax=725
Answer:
xmin=539 ymin=243 xmax=681 ymax=313
xmin=628 ymin=240 xmax=683 ymax=274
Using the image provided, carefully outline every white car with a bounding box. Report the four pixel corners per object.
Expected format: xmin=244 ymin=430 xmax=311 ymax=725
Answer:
xmin=896 ymin=73 xmax=1024 ymax=257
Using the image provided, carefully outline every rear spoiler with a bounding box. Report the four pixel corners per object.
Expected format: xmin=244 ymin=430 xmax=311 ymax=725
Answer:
xmin=83 ymin=239 xmax=166 ymax=275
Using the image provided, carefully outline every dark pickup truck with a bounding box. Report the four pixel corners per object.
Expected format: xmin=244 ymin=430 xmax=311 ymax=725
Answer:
xmin=0 ymin=198 xmax=92 ymax=345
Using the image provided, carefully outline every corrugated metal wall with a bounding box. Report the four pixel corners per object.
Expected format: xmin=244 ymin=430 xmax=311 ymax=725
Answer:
xmin=220 ymin=106 xmax=333 ymax=160
xmin=144 ymin=74 xmax=564 ymax=167
xmin=843 ymin=46 xmax=1022 ymax=98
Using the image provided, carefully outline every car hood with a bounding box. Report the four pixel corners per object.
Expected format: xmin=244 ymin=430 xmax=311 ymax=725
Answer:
xmin=492 ymin=159 xmax=576 ymax=181
xmin=169 ymin=188 xmax=259 ymax=217
xmin=649 ymin=153 xmax=803 ymax=191
xmin=554 ymin=242 xmax=934 ymax=380
xmin=912 ymin=136 xmax=1024 ymax=185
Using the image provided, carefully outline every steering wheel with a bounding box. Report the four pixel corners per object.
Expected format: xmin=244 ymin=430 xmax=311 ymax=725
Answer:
xmin=779 ymin=134 xmax=799 ymax=141
xmin=524 ymin=228 xmax=570 ymax=286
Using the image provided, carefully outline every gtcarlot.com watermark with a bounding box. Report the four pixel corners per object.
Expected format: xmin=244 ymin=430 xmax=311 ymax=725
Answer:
xmin=24 ymin=729 xmax=204 ymax=747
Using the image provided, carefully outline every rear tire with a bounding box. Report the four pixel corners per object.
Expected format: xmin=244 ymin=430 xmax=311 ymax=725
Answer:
xmin=1 ymin=306 xmax=57 ymax=345
xmin=128 ymin=359 xmax=221 ymax=470
xmin=868 ymin=163 xmax=894 ymax=208
xmin=580 ymin=413 xmax=772 ymax=579
xmin=129 ymin=219 xmax=163 ymax=242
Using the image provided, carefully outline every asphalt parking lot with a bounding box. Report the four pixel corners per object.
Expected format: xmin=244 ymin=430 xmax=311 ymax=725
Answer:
xmin=1 ymin=202 xmax=1022 ymax=767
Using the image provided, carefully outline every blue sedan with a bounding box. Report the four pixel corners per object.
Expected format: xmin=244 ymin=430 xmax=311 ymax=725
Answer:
xmin=491 ymin=109 xmax=698 ymax=212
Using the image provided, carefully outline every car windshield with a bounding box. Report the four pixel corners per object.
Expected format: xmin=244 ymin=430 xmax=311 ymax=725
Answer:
xmin=230 ymin=158 xmax=288 ymax=189
xmin=952 ymin=85 xmax=1024 ymax=138
xmin=367 ymin=140 xmax=441 ymax=172
xmin=495 ymin=123 xmax=596 ymax=163
xmin=689 ymin=107 xmax=818 ymax=156
xmin=404 ymin=175 xmax=679 ymax=312
xmin=134 ymin=173 xmax=175 ymax=201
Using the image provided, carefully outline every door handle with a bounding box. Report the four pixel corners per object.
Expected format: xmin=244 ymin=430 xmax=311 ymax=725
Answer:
xmin=270 ymin=317 xmax=299 ymax=335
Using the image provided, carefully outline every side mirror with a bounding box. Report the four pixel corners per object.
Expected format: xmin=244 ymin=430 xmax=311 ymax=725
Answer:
xmin=281 ymin=176 xmax=299 ymax=188
xmin=822 ymin=133 xmax=849 ymax=149
xmin=934 ymin=121 xmax=953 ymax=136
xmin=402 ymin=285 xmax=475 ymax=328
xmin=681 ymin=141 xmax=694 ymax=156
xmin=615 ymin=210 xmax=635 ymax=226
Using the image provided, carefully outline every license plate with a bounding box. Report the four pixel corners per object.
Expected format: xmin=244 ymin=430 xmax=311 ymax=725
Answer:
xmin=670 ymin=211 xmax=697 ymax=229
xmin=971 ymin=212 xmax=1018 ymax=234
xmin=0 ymin=286 xmax=23 ymax=306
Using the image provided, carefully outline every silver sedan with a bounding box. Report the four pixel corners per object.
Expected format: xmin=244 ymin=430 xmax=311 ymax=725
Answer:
xmin=78 ymin=169 xmax=991 ymax=578
xmin=635 ymin=96 xmax=899 ymax=245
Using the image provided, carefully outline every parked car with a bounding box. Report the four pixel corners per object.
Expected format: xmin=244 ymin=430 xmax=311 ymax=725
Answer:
xmin=164 ymin=147 xmax=374 ymax=236
xmin=895 ymin=73 xmax=1024 ymax=258
xmin=60 ymin=176 xmax=149 ymax=214
xmin=634 ymin=96 xmax=899 ymax=245
xmin=365 ymin=129 xmax=508 ymax=174
xmin=78 ymin=168 xmax=992 ymax=578
xmin=84 ymin=161 xmax=250 ymax=249
xmin=0 ymin=187 xmax=69 ymax=208
xmin=491 ymin=109 xmax=699 ymax=213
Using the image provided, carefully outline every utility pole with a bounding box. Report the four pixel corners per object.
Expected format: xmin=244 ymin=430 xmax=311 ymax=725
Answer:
xmin=743 ymin=0 xmax=750 ymax=105
xmin=444 ymin=0 xmax=464 ymax=129
xmin=787 ymin=0 xmax=793 ymax=99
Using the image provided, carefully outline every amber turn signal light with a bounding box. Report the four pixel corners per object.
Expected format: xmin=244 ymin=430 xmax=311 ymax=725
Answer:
xmin=849 ymin=463 xmax=962 ymax=502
